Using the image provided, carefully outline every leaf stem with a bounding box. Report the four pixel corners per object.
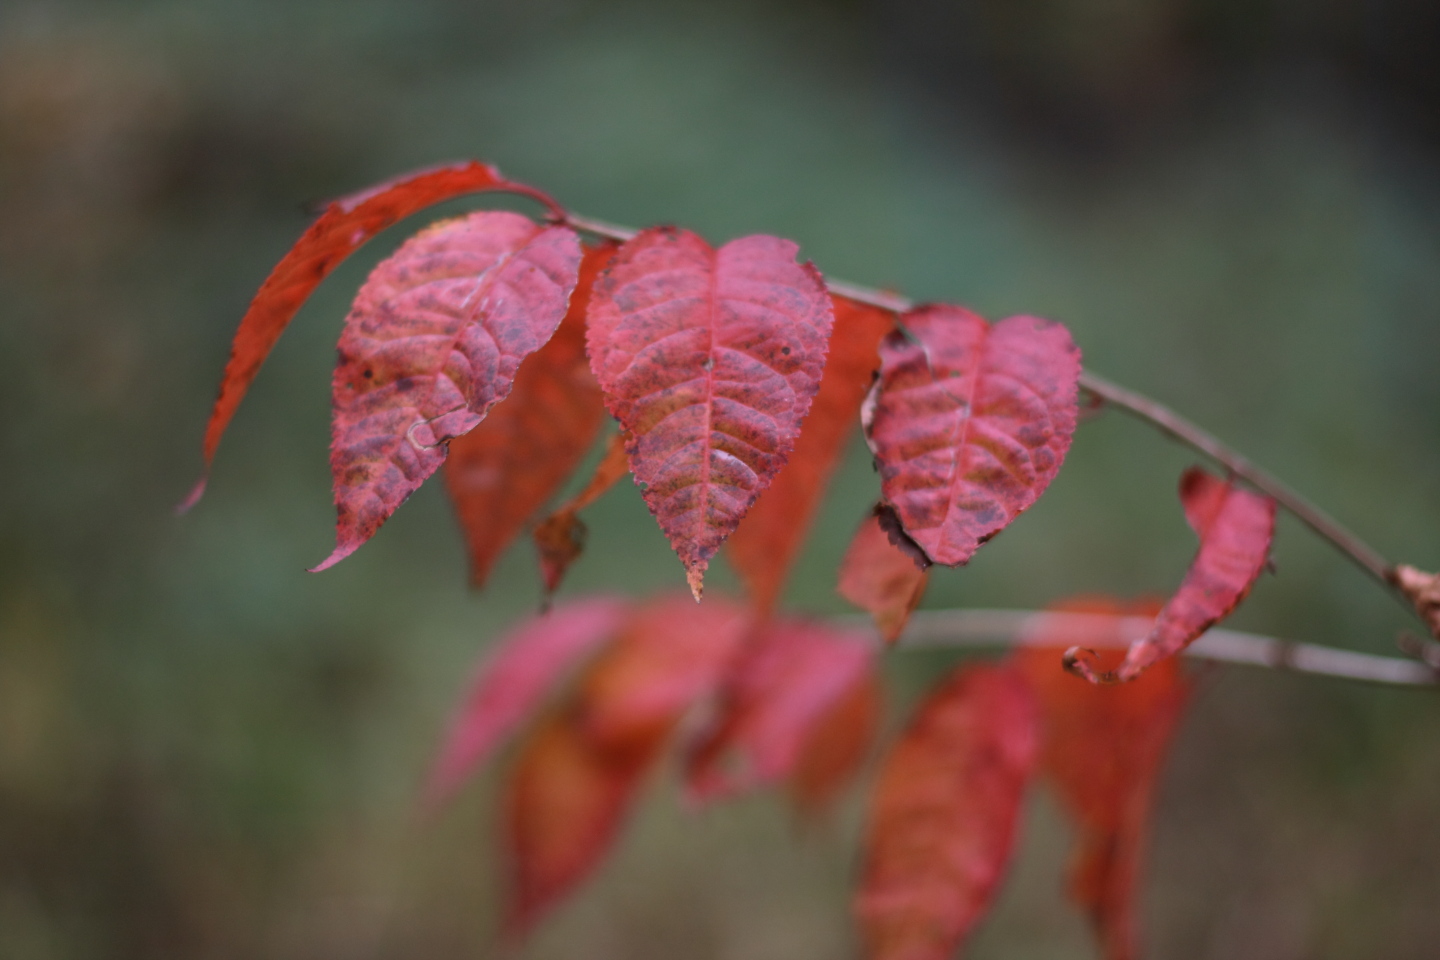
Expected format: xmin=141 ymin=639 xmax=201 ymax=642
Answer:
xmin=884 ymin=609 xmax=1438 ymax=688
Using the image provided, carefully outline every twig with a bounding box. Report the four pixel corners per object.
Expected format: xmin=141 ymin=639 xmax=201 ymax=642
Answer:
xmin=562 ymin=211 xmax=1418 ymax=626
xmin=882 ymin=609 xmax=1438 ymax=688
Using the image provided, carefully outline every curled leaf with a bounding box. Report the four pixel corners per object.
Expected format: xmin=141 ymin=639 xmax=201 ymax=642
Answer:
xmin=838 ymin=504 xmax=931 ymax=644
xmin=864 ymin=306 xmax=1081 ymax=566
xmin=532 ymin=431 xmax=632 ymax=597
xmin=183 ymin=160 xmax=562 ymax=510
xmin=313 ymin=212 xmax=582 ymax=571
xmin=684 ymin=618 xmax=876 ymax=802
xmin=728 ymin=295 xmax=894 ymax=611
xmin=442 ymin=241 xmax=617 ymax=587
xmin=857 ymin=663 xmax=1040 ymax=960
xmin=1103 ymin=467 xmax=1276 ymax=681
xmin=1016 ymin=597 xmax=1192 ymax=960
xmin=425 ymin=595 xmax=630 ymax=807
xmin=586 ymin=228 xmax=835 ymax=599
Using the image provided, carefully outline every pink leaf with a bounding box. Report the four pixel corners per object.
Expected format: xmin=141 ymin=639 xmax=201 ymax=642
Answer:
xmin=685 ymin=618 xmax=876 ymax=802
xmin=312 ymin=211 xmax=582 ymax=571
xmin=864 ymin=306 xmax=1081 ymax=566
xmin=586 ymin=228 xmax=834 ymax=599
xmin=1094 ymin=468 xmax=1276 ymax=681
xmin=425 ymin=595 xmax=630 ymax=807
xmin=182 ymin=160 xmax=562 ymax=510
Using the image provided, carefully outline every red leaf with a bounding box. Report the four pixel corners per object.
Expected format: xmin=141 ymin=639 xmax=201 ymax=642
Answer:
xmin=728 ymin=295 xmax=895 ymax=611
xmin=575 ymin=593 xmax=752 ymax=747
xmin=182 ymin=161 xmax=563 ymax=511
xmin=684 ymin=618 xmax=875 ymax=802
xmin=442 ymin=241 xmax=617 ymax=587
xmin=586 ymin=228 xmax=835 ymax=599
xmin=789 ymin=669 xmax=882 ymax=816
xmin=502 ymin=592 xmax=751 ymax=934
xmin=312 ymin=212 xmax=582 ymax=571
xmin=864 ymin=306 xmax=1081 ymax=566
xmin=857 ymin=663 xmax=1040 ymax=960
xmin=425 ymin=595 xmax=630 ymax=807
xmin=1015 ymin=597 xmax=1191 ymax=960
xmin=1087 ymin=468 xmax=1275 ymax=681
xmin=838 ymin=505 xmax=932 ymax=644
xmin=503 ymin=706 xmax=666 ymax=937
xmin=532 ymin=431 xmax=633 ymax=597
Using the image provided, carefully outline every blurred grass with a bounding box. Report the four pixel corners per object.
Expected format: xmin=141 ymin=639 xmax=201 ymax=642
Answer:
xmin=1 ymin=0 xmax=1438 ymax=957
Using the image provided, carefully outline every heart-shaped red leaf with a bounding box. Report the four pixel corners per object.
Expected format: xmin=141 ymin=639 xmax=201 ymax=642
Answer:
xmin=1017 ymin=597 xmax=1192 ymax=960
xmin=864 ymin=306 xmax=1081 ymax=566
xmin=312 ymin=211 xmax=582 ymax=571
xmin=1102 ymin=468 xmax=1276 ymax=680
xmin=182 ymin=161 xmax=562 ymax=510
xmin=684 ymin=618 xmax=875 ymax=802
xmin=586 ymin=228 xmax=834 ymax=598
xmin=838 ymin=505 xmax=932 ymax=644
xmin=857 ymin=663 xmax=1040 ymax=960
xmin=442 ymin=241 xmax=617 ymax=587
xmin=728 ymin=295 xmax=895 ymax=611
xmin=425 ymin=595 xmax=630 ymax=808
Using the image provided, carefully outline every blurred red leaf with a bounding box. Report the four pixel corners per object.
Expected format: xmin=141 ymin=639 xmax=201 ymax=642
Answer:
xmin=1088 ymin=468 xmax=1275 ymax=681
xmin=684 ymin=617 xmax=876 ymax=802
xmin=728 ymin=295 xmax=894 ymax=611
xmin=182 ymin=161 xmax=563 ymax=511
xmin=503 ymin=706 xmax=666 ymax=937
xmin=426 ymin=595 xmax=630 ymax=807
xmin=532 ymin=431 xmax=632 ymax=597
xmin=857 ymin=663 xmax=1040 ymax=960
xmin=586 ymin=228 xmax=834 ymax=599
xmin=312 ymin=211 xmax=582 ymax=571
xmin=501 ymin=592 xmax=752 ymax=934
xmin=442 ymin=241 xmax=617 ymax=587
xmin=1016 ymin=597 xmax=1192 ymax=960
xmin=838 ymin=504 xmax=932 ymax=644
xmin=864 ymin=306 xmax=1080 ymax=566
xmin=789 ymin=668 xmax=882 ymax=816
xmin=576 ymin=593 xmax=752 ymax=747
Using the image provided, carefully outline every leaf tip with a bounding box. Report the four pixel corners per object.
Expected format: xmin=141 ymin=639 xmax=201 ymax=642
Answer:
xmin=307 ymin=544 xmax=355 ymax=574
xmin=687 ymin=567 xmax=705 ymax=602
xmin=174 ymin=476 xmax=208 ymax=516
xmin=1062 ymin=647 xmax=1123 ymax=685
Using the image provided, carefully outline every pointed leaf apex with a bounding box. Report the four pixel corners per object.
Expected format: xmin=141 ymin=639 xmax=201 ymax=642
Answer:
xmin=174 ymin=476 xmax=208 ymax=516
xmin=687 ymin=566 xmax=706 ymax=602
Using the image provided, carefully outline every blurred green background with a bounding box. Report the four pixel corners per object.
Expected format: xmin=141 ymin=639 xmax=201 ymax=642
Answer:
xmin=2 ymin=0 xmax=1439 ymax=956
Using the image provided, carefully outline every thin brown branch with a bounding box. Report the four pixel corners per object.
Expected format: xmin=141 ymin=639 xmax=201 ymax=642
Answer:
xmin=882 ymin=609 xmax=1438 ymax=688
